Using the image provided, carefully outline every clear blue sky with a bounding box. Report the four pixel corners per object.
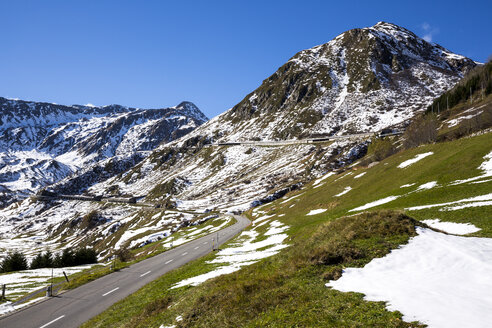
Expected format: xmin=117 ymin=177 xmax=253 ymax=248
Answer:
xmin=1 ymin=0 xmax=490 ymax=118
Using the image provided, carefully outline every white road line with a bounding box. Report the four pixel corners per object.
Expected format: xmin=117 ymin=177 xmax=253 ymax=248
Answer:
xmin=203 ymin=242 xmax=208 ymax=244
xmin=140 ymin=270 xmax=151 ymax=277
xmin=165 ymin=259 xmax=173 ymax=264
xmin=39 ymin=315 xmax=65 ymax=328
xmin=194 ymin=246 xmax=200 ymax=250
xmin=102 ymin=287 xmax=119 ymax=297
xmin=182 ymin=252 xmax=188 ymax=256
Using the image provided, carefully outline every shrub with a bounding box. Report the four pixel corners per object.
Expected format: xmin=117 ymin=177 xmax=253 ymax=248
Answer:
xmin=367 ymin=137 xmax=396 ymax=161
xmin=115 ymin=247 xmax=133 ymax=262
xmin=403 ymin=114 xmax=438 ymax=149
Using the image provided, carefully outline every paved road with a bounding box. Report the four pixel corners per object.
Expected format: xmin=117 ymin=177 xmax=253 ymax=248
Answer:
xmin=206 ymin=131 xmax=402 ymax=147
xmin=0 ymin=215 xmax=250 ymax=328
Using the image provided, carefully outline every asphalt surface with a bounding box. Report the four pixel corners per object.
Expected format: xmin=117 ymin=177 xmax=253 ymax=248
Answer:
xmin=0 ymin=215 xmax=250 ymax=328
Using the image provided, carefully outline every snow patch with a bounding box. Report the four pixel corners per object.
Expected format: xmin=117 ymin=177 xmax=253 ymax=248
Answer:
xmin=327 ymin=228 xmax=492 ymax=328
xmin=334 ymin=186 xmax=352 ymax=197
xmin=422 ymin=219 xmax=480 ymax=235
xmin=397 ymin=152 xmax=433 ymax=168
xmin=171 ymin=220 xmax=289 ymax=289
xmin=416 ymin=181 xmax=437 ymax=191
xmin=306 ymin=209 xmax=327 ymax=216
xmin=406 ymin=193 xmax=492 ymax=211
xmin=313 ymin=172 xmax=335 ymax=187
xmin=353 ymin=172 xmax=366 ymax=179
xmin=349 ymin=196 xmax=399 ymax=212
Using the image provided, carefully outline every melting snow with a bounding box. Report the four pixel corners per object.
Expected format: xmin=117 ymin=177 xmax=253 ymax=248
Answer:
xmin=171 ymin=220 xmax=289 ymax=289
xmin=416 ymin=181 xmax=437 ymax=191
xmin=422 ymin=219 xmax=480 ymax=235
xmin=334 ymin=186 xmax=352 ymax=197
xmin=0 ymin=264 xmax=95 ymax=302
xmin=313 ymin=172 xmax=335 ymax=187
xmin=451 ymin=150 xmax=492 ymax=185
xmin=397 ymin=152 xmax=433 ymax=168
xmin=406 ymin=193 xmax=492 ymax=211
xmin=327 ymin=228 xmax=492 ymax=328
xmin=349 ymin=196 xmax=399 ymax=212
xmin=353 ymin=172 xmax=366 ymax=179
xmin=306 ymin=209 xmax=327 ymax=216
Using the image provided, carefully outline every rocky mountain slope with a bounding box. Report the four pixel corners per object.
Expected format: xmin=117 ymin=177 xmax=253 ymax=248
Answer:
xmin=0 ymin=98 xmax=207 ymax=206
xmin=0 ymin=22 xmax=478 ymax=262
xmin=89 ymin=21 xmax=476 ymax=209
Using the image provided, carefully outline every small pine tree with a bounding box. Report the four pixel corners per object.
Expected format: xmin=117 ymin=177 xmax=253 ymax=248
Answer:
xmin=30 ymin=252 xmax=44 ymax=270
xmin=1 ymin=251 xmax=28 ymax=273
xmin=74 ymin=248 xmax=98 ymax=265
xmin=43 ymin=250 xmax=54 ymax=268
xmin=61 ymin=249 xmax=75 ymax=267
xmin=53 ymin=253 xmax=63 ymax=268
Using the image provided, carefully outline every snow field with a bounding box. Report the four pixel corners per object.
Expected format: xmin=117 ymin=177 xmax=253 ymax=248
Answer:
xmin=327 ymin=227 xmax=492 ymax=328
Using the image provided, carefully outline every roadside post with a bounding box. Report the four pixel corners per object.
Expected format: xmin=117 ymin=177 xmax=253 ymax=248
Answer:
xmin=63 ymin=271 xmax=70 ymax=283
xmin=50 ymin=268 xmax=54 ymax=296
xmin=1 ymin=284 xmax=6 ymax=300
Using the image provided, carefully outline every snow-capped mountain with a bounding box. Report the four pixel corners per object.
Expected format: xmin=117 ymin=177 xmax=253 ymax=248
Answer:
xmin=221 ymin=21 xmax=476 ymax=140
xmin=0 ymin=22 xmax=478 ymax=259
xmin=0 ymin=98 xmax=207 ymax=206
xmin=91 ymin=21 xmax=476 ymax=209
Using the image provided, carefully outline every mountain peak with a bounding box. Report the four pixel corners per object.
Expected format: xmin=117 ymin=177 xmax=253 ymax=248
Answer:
xmin=176 ymin=101 xmax=208 ymax=122
xmin=222 ymin=22 xmax=476 ymax=140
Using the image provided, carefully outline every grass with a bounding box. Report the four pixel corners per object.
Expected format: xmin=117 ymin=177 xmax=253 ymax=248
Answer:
xmin=80 ymin=130 xmax=492 ymax=327
xmin=84 ymin=211 xmax=424 ymax=328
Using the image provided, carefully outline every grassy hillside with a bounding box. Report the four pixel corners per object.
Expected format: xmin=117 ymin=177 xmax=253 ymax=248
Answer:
xmin=83 ymin=128 xmax=492 ymax=327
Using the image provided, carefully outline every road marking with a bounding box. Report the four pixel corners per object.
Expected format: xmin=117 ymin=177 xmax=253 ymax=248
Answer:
xmin=102 ymin=287 xmax=119 ymax=297
xmin=194 ymin=246 xmax=200 ymax=250
xmin=140 ymin=270 xmax=151 ymax=277
xmin=182 ymin=252 xmax=188 ymax=256
xmin=203 ymin=242 xmax=208 ymax=244
xmin=39 ymin=315 xmax=65 ymax=328
xmin=165 ymin=259 xmax=173 ymax=264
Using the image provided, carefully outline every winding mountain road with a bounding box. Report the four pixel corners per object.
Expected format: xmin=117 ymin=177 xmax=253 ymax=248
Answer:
xmin=206 ymin=131 xmax=402 ymax=147
xmin=0 ymin=215 xmax=250 ymax=328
